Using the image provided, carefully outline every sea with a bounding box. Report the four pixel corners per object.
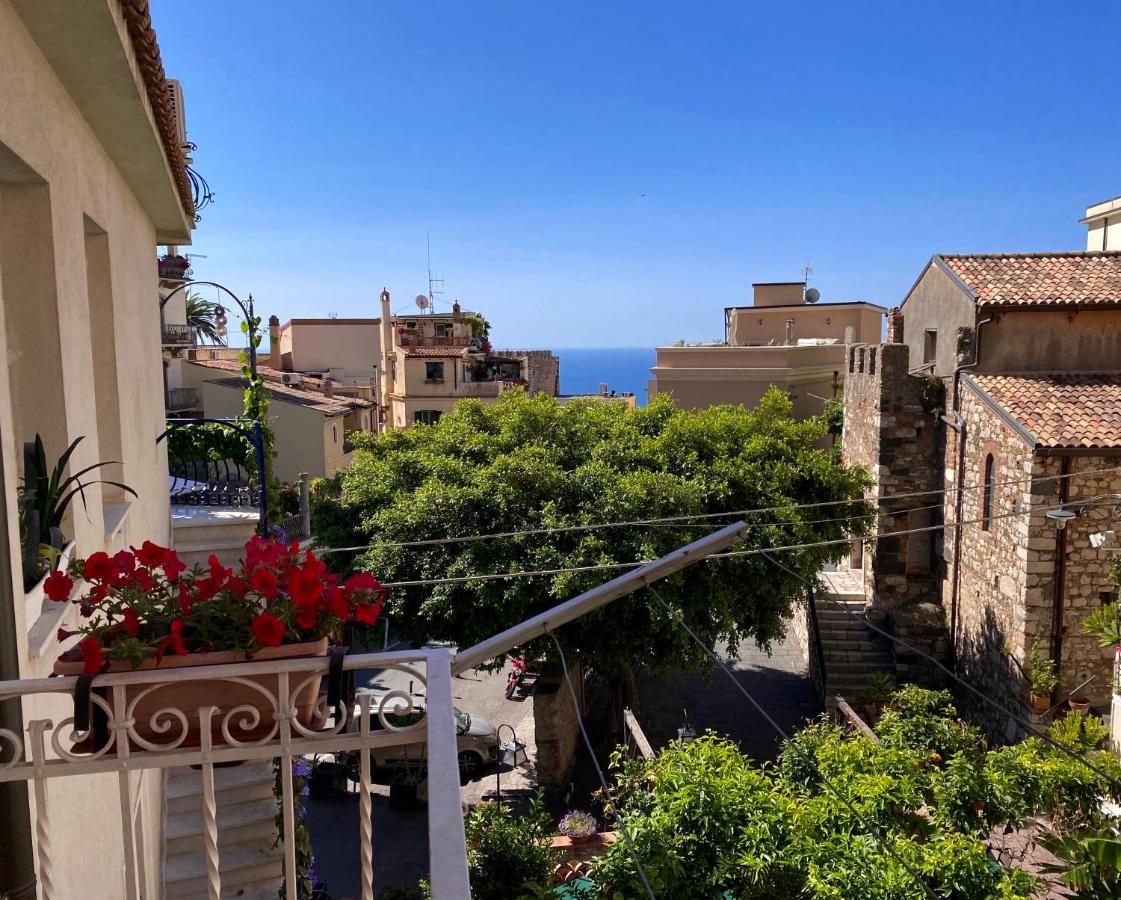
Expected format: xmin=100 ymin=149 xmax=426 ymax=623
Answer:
xmin=554 ymin=347 xmax=656 ymax=405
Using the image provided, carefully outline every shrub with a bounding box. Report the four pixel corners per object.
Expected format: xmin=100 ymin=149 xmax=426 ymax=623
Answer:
xmin=464 ymin=795 xmax=557 ymax=900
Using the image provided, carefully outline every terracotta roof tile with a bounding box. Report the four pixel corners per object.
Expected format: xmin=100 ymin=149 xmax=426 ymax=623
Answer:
xmin=188 ymin=358 xmax=372 ymax=413
xmin=966 ymin=372 xmax=1121 ymax=449
xmin=938 ymin=252 xmax=1121 ymax=308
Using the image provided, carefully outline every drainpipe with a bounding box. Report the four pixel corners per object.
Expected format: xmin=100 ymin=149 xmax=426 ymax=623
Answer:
xmin=1050 ymin=456 xmax=1071 ymax=687
xmin=0 ymin=437 xmax=37 ymax=899
xmin=946 ymin=315 xmax=993 ymax=658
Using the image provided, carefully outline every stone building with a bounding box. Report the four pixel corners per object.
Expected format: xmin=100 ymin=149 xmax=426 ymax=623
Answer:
xmin=842 ymin=250 xmax=1121 ymax=738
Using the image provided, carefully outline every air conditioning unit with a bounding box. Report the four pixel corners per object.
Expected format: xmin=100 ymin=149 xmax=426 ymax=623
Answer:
xmin=281 ymin=373 xmax=302 ymax=386
xmin=166 ymin=79 xmax=188 ymax=150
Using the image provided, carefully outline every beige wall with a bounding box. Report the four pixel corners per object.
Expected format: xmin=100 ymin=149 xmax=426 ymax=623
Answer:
xmin=278 ymin=319 xmax=381 ymax=376
xmin=728 ymin=304 xmax=882 ymax=347
xmin=1085 ymin=197 xmax=1121 ymax=252
xmin=0 ymin=2 xmax=183 ymax=895
xmin=977 ymin=309 xmax=1121 ymax=374
xmin=898 ymin=262 xmax=978 ymax=377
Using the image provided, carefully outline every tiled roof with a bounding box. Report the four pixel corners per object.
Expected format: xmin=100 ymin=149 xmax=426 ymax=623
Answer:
xmin=937 ymin=252 xmax=1121 ymax=308
xmin=118 ymin=1 xmax=194 ymax=220
xmin=965 ymin=372 xmax=1121 ymax=449
xmin=188 ymin=358 xmax=373 ymax=414
xmin=401 ymin=346 xmax=466 ymax=358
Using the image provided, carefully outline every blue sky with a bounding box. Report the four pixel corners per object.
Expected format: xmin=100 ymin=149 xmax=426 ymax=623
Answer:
xmin=153 ymin=1 xmax=1121 ymax=348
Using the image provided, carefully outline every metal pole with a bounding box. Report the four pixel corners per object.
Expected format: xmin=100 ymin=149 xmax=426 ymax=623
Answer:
xmin=253 ymin=419 xmax=268 ymax=534
xmin=299 ymin=473 xmax=310 ymax=540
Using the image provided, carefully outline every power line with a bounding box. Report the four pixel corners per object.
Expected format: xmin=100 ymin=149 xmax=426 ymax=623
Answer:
xmin=546 ymin=631 xmax=657 ymax=900
xmin=644 ymin=584 xmax=939 ymax=899
xmin=316 ymin=464 xmax=1121 ymax=556
xmin=372 ymin=492 xmax=1107 ymax=588
xmin=756 ymin=550 xmax=1121 ymax=790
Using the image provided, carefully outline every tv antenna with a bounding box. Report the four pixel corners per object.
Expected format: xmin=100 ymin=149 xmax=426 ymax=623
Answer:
xmin=328 ymin=311 xmax=338 ymax=319
xmin=425 ymin=232 xmax=444 ymax=314
xmin=802 ymin=261 xmax=814 ymax=283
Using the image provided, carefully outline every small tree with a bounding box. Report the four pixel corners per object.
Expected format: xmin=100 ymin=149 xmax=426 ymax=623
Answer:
xmin=184 ymin=290 xmax=224 ymax=345
xmin=464 ymin=796 xmax=557 ymax=900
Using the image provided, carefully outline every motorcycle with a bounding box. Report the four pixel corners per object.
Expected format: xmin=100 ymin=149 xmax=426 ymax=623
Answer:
xmin=505 ymin=657 xmax=528 ymax=699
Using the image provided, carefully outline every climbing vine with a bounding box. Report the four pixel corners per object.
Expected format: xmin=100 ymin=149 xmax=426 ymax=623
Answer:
xmin=238 ymin=314 xmax=280 ymax=529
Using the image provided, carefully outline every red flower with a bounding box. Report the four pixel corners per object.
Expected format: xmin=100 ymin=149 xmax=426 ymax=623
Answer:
xmin=354 ymin=601 xmax=382 ymax=625
xmin=83 ymin=552 xmax=116 ymax=583
xmin=226 ymin=576 xmax=248 ymax=599
xmin=121 ymin=607 xmax=140 ymax=637
xmin=207 ymin=555 xmax=231 ymax=590
xmin=324 ymin=585 xmax=349 ymax=619
xmin=113 ymin=550 xmax=136 ymax=578
xmin=176 ymin=581 xmax=195 ymax=614
xmin=345 ymin=572 xmax=383 ymax=595
xmin=79 ymin=637 xmax=104 ymax=675
xmin=250 ymin=567 xmax=279 ymax=599
xmin=162 ymin=552 xmax=187 ymax=582
xmin=251 ymin=612 xmax=285 ymax=647
xmin=294 ymin=603 xmax=318 ymax=631
xmin=136 ymin=540 xmax=169 ymax=568
xmin=43 ymin=570 xmax=74 ymax=602
xmin=286 ymin=566 xmax=323 ymax=607
xmin=168 ymin=619 xmax=188 ymax=655
xmin=194 ymin=576 xmax=220 ymax=604
xmin=131 ymin=568 xmax=155 ymax=592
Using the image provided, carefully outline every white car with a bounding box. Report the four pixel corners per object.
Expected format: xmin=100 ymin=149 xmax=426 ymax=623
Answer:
xmin=351 ymin=700 xmax=499 ymax=778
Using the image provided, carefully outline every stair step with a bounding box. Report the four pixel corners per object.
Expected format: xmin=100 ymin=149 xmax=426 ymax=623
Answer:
xmin=164 ymin=839 xmax=284 ymax=898
xmin=167 ymin=762 xmax=275 ymax=815
xmin=826 ymin=660 xmax=894 ymax=674
xmin=166 ymin=798 xmax=279 ymax=855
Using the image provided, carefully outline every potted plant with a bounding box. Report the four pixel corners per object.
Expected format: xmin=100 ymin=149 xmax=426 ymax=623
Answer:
xmin=1027 ymin=638 xmax=1058 ymax=712
xmin=557 ymin=810 xmax=599 ymax=845
xmin=50 ymin=535 xmax=386 ymax=750
xmin=855 ymin=670 xmax=895 ymax=719
xmin=158 ymin=253 xmax=190 ymax=279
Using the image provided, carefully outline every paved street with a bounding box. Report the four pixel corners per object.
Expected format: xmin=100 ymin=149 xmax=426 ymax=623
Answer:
xmin=305 ymin=646 xmax=538 ymax=898
xmin=634 ymin=625 xmax=821 ymax=762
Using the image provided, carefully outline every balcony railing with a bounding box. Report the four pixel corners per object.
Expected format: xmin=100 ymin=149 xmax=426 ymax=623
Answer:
xmin=162 ymin=324 xmax=196 ymax=347
xmin=0 ymin=647 xmax=470 ymax=899
xmin=399 ymin=333 xmax=470 ymax=348
xmin=163 ymin=420 xmax=262 ymax=512
xmin=164 ymin=387 xmax=200 ymax=411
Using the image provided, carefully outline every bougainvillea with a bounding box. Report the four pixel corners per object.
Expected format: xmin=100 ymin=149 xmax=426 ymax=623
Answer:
xmin=53 ymin=537 xmax=386 ymax=673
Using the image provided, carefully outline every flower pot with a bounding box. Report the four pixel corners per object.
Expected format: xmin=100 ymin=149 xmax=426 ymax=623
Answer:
xmin=54 ymin=637 xmax=329 ymax=753
xmin=1030 ymin=692 xmax=1051 ymax=712
xmin=309 ymin=760 xmax=349 ymax=800
xmin=1069 ymin=696 xmax=1091 ymax=714
xmin=566 ymin=833 xmax=597 ymax=845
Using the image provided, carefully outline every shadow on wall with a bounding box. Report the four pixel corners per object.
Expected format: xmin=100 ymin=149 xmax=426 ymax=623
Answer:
xmin=954 ymin=603 xmax=1027 ymax=745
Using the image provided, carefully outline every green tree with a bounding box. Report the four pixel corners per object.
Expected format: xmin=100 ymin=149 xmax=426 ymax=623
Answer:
xmin=184 ymin=290 xmax=224 ymax=345
xmin=314 ymin=389 xmax=871 ymax=690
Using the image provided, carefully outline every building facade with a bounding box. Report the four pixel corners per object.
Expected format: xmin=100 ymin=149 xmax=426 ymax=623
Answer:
xmin=843 ymin=248 xmax=1121 ymax=739
xmin=0 ymin=1 xmax=196 ymax=895
xmin=649 ymin=281 xmax=884 ymax=419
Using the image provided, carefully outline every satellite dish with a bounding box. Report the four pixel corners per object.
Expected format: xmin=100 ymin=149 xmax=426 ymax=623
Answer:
xmin=415 ymin=294 xmax=430 ymax=310
xmin=805 ymin=288 xmax=821 ymax=304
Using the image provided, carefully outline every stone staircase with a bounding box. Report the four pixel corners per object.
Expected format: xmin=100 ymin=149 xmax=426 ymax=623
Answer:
xmin=163 ymin=761 xmax=282 ymax=899
xmin=815 ymin=570 xmax=895 ymax=698
xmin=171 ymin=507 xmax=259 ymax=569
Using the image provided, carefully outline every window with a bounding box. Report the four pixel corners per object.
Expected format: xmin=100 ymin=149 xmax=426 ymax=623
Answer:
xmin=425 ymin=362 xmax=444 ymax=382
xmin=982 ymin=454 xmax=996 ymax=530
xmin=405 ymin=320 xmax=418 ymax=330
xmin=435 ymin=322 xmax=451 ymax=338
xmin=414 ymin=410 xmax=442 ymax=426
xmin=923 ymin=329 xmax=938 ymax=365
xmin=332 ymin=425 xmax=338 ymax=443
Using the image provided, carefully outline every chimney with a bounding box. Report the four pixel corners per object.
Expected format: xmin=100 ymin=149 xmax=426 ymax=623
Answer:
xmin=784 ymin=319 xmax=795 ymax=345
xmin=379 ymin=288 xmax=393 ymax=411
xmin=322 ymin=378 xmax=334 ymax=398
xmin=452 ymin=300 xmax=462 ymax=322
xmin=886 ymin=307 xmax=904 ymax=344
xmin=268 ymin=315 xmax=281 ymax=370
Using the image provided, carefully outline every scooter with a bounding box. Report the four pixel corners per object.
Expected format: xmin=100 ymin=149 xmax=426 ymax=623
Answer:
xmin=505 ymin=657 xmax=528 ymax=699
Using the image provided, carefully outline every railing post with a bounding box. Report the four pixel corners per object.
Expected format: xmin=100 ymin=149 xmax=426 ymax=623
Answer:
xmin=425 ymin=649 xmax=471 ymax=898
xmin=299 ymin=472 xmax=310 ymax=541
xmin=252 ymin=418 xmax=269 ymax=534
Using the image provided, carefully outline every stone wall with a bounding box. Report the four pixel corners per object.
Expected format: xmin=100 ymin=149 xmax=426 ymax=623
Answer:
xmin=498 ymin=349 xmax=560 ymax=397
xmin=950 ymin=385 xmax=1121 ymax=737
xmin=533 ymin=659 xmax=583 ymax=790
xmin=787 ymin=589 xmax=825 ymax=699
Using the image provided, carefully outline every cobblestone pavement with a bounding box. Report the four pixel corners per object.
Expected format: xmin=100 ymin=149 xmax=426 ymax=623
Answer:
xmin=634 ymin=623 xmax=822 ymax=762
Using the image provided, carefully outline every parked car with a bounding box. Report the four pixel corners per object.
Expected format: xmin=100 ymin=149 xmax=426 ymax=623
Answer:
xmin=348 ymin=700 xmax=499 ymax=778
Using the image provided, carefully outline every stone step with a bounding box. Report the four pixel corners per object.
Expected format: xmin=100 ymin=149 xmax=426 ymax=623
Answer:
xmin=171 ymin=513 xmax=258 ymax=547
xmin=826 ymin=660 xmax=895 ymax=675
xmin=167 ymin=762 xmax=275 ymax=816
xmin=164 ymin=838 xmax=284 ymax=898
xmin=824 ymin=651 xmax=893 ymax=665
xmin=166 ymin=797 xmax=278 ymax=856
xmin=167 ymin=877 xmax=284 ymax=900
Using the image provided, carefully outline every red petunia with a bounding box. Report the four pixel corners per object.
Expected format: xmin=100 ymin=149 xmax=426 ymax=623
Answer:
xmin=250 ymin=567 xmax=279 ymax=599
xmin=251 ymin=612 xmax=285 ymax=647
xmin=136 ymin=540 xmax=169 ymax=568
xmin=226 ymin=576 xmax=248 ymax=599
xmin=162 ymin=553 xmax=187 ymax=582
xmin=323 ymin=585 xmax=349 ymax=619
xmin=113 ymin=550 xmax=136 ymax=577
xmin=83 ymin=552 xmax=116 ymax=583
xmin=121 ymin=607 xmax=140 ymax=637
xmin=345 ymin=572 xmax=383 ymax=595
xmin=43 ymin=570 xmax=74 ymax=602
xmin=168 ymin=619 xmax=188 ymax=655
xmin=79 ymin=636 xmax=104 ymax=675
xmin=294 ymin=602 xmax=318 ymax=631
xmin=354 ymin=601 xmax=382 ymax=625
xmin=131 ymin=568 xmax=155 ymax=592
xmin=286 ymin=566 xmax=323 ymax=607
xmin=207 ymin=555 xmax=231 ymax=590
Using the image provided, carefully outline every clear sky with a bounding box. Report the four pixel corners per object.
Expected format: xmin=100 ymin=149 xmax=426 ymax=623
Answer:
xmin=152 ymin=1 xmax=1121 ymax=348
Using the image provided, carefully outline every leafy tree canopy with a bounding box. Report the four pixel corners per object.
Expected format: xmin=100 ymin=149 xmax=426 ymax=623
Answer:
xmin=312 ymin=389 xmax=871 ymax=672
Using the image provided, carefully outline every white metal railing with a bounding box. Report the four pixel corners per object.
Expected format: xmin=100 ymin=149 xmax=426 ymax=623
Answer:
xmin=0 ymin=646 xmax=470 ymax=900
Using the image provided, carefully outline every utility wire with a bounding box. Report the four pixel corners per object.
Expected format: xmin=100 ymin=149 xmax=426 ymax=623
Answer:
xmin=316 ymin=464 xmax=1121 ymax=556
xmin=546 ymin=631 xmax=657 ymax=900
xmin=757 ymin=551 xmax=1121 ymax=791
xmin=644 ymin=584 xmax=939 ymax=899
xmin=371 ymin=492 xmax=1109 ymax=588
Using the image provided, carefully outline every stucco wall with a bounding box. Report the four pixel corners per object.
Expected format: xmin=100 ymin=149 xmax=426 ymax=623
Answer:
xmin=898 ymin=262 xmax=977 ymax=377
xmin=278 ymin=319 xmax=381 ymax=374
xmin=976 ymin=309 xmax=1121 ymax=374
xmin=728 ymin=304 xmax=882 ymax=346
xmin=0 ymin=2 xmax=176 ymax=895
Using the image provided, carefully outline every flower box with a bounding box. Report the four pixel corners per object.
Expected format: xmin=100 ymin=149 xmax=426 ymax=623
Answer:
xmin=54 ymin=637 xmax=328 ymax=752
xmin=24 ymin=541 xmax=74 ymax=628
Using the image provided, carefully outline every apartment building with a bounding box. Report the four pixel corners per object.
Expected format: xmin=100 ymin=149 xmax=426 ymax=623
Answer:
xmin=649 ymin=281 xmax=885 ymax=419
xmin=0 ymin=1 xmax=197 ymax=895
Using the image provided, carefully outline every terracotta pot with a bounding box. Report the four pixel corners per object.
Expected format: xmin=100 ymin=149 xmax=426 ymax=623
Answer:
xmin=1030 ymin=692 xmax=1051 ymax=712
xmin=1068 ymin=697 xmax=1091 ymax=714
xmin=54 ymin=638 xmax=329 ymax=752
xmin=566 ymin=833 xmax=598 ymax=845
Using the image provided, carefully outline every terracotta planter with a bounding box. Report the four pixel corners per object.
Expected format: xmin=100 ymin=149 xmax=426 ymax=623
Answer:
xmin=1030 ymin=692 xmax=1051 ymax=712
xmin=1068 ymin=697 xmax=1091 ymax=714
xmin=55 ymin=638 xmax=328 ymax=752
